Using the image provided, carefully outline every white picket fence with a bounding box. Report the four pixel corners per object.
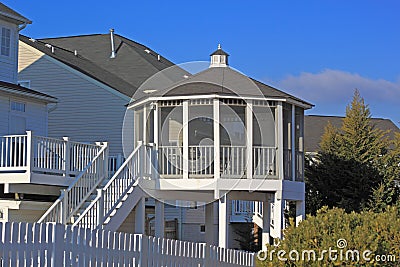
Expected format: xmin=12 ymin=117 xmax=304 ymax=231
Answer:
xmin=0 ymin=222 xmax=255 ymax=267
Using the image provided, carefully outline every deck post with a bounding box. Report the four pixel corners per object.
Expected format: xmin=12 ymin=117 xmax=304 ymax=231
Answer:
xmin=246 ymin=101 xmax=253 ymax=179
xmin=63 ymin=137 xmax=70 ymax=177
xmin=155 ymin=200 xmax=164 ymax=237
xmin=261 ymin=196 xmax=271 ymax=249
xmin=272 ymin=191 xmax=283 ymax=239
xmin=205 ymin=202 xmax=215 ymax=245
xmin=26 ymin=131 xmax=33 ymax=174
xmin=135 ymin=197 xmax=145 ymax=234
xmin=61 ymin=189 xmax=68 ymax=224
xmin=296 ymin=200 xmax=305 ymax=226
xmin=218 ymin=193 xmax=229 ymax=248
xmin=97 ymin=189 xmax=104 ymax=226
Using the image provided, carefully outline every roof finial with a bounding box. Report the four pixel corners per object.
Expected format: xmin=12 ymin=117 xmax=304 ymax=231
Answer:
xmin=218 ymin=44 xmax=221 ymax=50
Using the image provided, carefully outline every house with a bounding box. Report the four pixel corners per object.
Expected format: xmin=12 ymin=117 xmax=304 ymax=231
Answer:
xmin=18 ymin=31 xmax=185 ymax=157
xmin=18 ymin=30 xmax=315 ymax=248
xmin=37 ymin=44 xmax=313 ymax=250
xmin=0 ymin=3 xmax=108 ymax=224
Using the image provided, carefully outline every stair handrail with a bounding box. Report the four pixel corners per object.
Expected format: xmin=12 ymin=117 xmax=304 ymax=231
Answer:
xmin=73 ymin=144 xmax=143 ymax=228
xmin=38 ymin=142 xmax=108 ymax=223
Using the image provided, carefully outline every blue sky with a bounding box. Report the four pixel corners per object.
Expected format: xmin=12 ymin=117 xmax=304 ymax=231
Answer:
xmin=6 ymin=0 xmax=400 ymax=126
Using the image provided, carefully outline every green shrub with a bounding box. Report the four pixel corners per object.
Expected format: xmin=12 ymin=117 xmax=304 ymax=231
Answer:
xmin=257 ymin=206 xmax=400 ymax=266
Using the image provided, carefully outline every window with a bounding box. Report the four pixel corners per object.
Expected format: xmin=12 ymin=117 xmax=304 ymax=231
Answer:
xmin=200 ymin=225 xmax=205 ymax=233
xmin=1 ymin=27 xmax=11 ymax=56
xmin=11 ymin=101 xmax=25 ymax=112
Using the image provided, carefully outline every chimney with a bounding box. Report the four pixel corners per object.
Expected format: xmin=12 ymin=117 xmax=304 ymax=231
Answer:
xmin=110 ymin=29 xmax=116 ymax=58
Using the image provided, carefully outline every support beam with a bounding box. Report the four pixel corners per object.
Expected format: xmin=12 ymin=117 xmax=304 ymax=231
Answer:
xmin=213 ymin=99 xmax=220 ymax=198
xmin=246 ymin=101 xmax=253 ymax=179
xmin=183 ymin=100 xmax=189 ymax=179
xmin=155 ymin=200 xmax=165 ymax=237
xmin=295 ymin=200 xmax=305 ymax=226
xmin=272 ymin=191 xmax=284 ymax=239
xmin=205 ymin=202 xmax=216 ymax=245
xmin=218 ymin=193 xmax=229 ymax=248
xmin=291 ymin=104 xmax=296 ymax=181
xmin=135 ymin=197 xmax=145 ymax=234
xmin=261 ymin=196 xmax=271 ymax=249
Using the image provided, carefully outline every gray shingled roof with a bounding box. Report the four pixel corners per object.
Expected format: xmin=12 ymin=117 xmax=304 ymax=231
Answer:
xmin=135 ymin=66 xmax=313 ymax=107
xmin=0 ymin=80 xmax=57 ymax=103
xmin=304 ymin=115 xmax=400 ymax=152
xmin=21 ymin=33 xmax=312 ymax=107
xmin=0 ymin=3 xmax=31 ymax=24
xmin=20 ymin=33 xmax=186 ymax=98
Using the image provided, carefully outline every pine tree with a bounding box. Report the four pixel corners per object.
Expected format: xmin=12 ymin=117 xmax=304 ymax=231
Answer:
xmin=306 ymin=90 xmax=390 ymax=213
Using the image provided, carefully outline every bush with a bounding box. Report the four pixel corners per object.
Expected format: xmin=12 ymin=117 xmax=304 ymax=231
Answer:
xmin=257 ymin=206 xmax=400 ymax=266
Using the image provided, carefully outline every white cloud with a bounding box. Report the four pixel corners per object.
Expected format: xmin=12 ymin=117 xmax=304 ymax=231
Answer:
xmin=275 ymin=69 xmax=400 ymax=105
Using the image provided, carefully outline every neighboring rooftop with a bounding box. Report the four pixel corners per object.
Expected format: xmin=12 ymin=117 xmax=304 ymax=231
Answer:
xmin=305 ymin=115 xmax=400 ymax=152
xmin=0 ymin=3 xmax=31 ymax=24
xmin=20 ymin=33 xmax=187 ymax=97
xmin=0 ymin=80 xmax=57 ymax=103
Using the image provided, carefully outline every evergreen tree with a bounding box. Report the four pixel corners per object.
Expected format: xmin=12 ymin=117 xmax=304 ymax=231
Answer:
xmin=306 ymin=90 xmax=389 ymax=214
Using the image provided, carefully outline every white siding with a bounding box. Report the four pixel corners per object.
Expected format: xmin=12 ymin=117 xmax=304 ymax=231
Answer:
xmin=0 ymin=95 xmax=9 ymax=135
xmin=0 ymin=93 xmax=48 ymax=136
xmin=0 ymin=20 xmax=19 ymax=83
xmin=18 ymin=42 xmax=129 ymax=155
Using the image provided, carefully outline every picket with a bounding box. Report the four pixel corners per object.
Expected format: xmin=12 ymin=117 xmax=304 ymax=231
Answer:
xmin=0 ymin=222 xmax=254 ymax=266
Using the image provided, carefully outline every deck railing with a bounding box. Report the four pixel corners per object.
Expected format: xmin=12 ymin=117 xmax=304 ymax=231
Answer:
xmin=38 ymin=143 xmax=108 ymax=224
xmin=0 ymin=131 xmax=102 ymax=177
xmin=73 ymin=144 xmax=143 ymax=229
xmin=158 ymin=145 xmax=277 ymax=179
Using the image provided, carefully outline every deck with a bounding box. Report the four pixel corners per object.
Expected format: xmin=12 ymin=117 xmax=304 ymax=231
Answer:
xmin=0 ymin=131 xmax=103 ymax=186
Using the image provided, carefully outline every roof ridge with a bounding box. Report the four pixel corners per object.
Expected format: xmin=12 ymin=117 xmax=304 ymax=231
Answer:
xmin=20 ymin=35 xmax=136 ymax=95
xmin=306 ymin=114 xmax=391 ymax=121
xmin=115 ymin=34 xmax=176 ymax=68
xmin=39 ymin=33 xmax=105 ymax=40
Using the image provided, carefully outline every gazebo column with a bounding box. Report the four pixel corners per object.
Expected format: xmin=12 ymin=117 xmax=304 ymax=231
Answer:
xmin=155 ymin=200 xmax=165 ymax=237
xmin=291 ymin=104 xmax=296 ymax=181
xmin=213 ymin=99 xmax=220 ymax=198
xmin=218 ymin=193 xmax=229 ymax=248
xmin=276 ymin=102 xmax=284 ymax=180
xmin=246 ymin=101 xmax=253 ymax=179
xmin=183 ymin=100 xmax=189 ymax=179
xmin=205 ymin=202 xmax=216 ymax=245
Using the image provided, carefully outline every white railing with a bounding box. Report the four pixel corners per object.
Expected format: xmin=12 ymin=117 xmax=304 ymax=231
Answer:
xmin=0 ymin=134 xmax=28 ymax=170
xmin=189 ymin=145 xmax=214 ymax=176
xmin=231 ymin=200 xmax=263 ymax=220
xmin=0 ymin=131 xmax=102 ymax=177
xmin=38 ymin=143 xmax=108 ymax=224
xmin=0 ymin=222 xmax=255 ymax=266
xmin=221 ymin=145 xmax=246 ymax=178
xmin=108 ymin=153 xmax=124 ymax=177
xmin=73 ymin=144 xmax=143 ymax=229
xmin=159 ymin=146 xmax=183 ymax=176
xmin=253 ymin=146 xmax=276 ymax=178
